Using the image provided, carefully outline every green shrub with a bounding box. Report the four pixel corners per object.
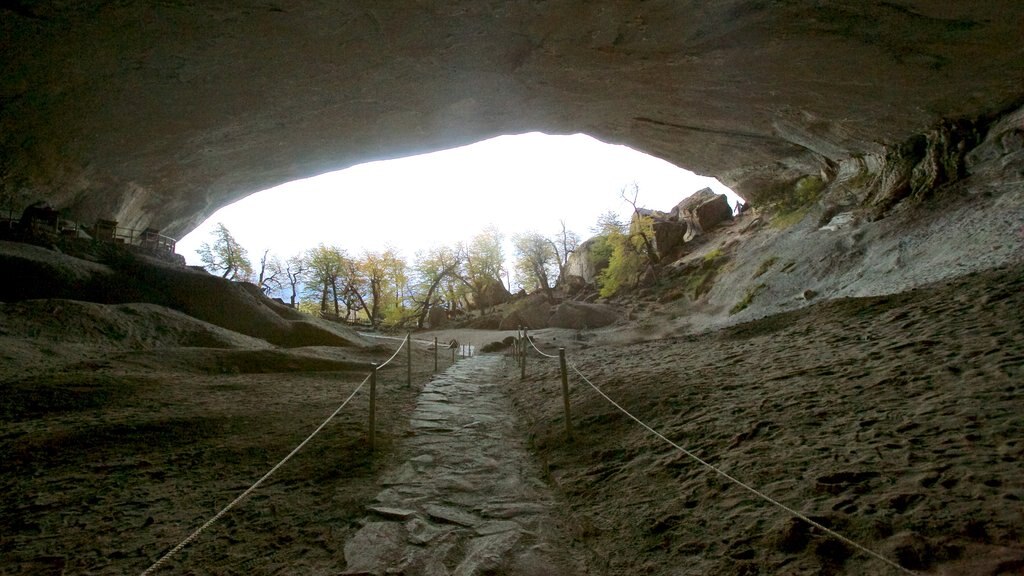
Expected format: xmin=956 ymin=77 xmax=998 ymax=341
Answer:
xmin=770 ymin=175 xmax=826 ymax=229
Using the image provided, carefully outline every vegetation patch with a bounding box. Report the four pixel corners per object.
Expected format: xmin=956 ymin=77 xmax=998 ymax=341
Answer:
xmin=665 ymin=249 xmax=731 ymax=301
xmin=753 ymin=256 xmax=779 ymax=279
xmin=730 ymin=283 xmax=767 ymax=315
xmin=770 ymin=175 xmax=826 ymax=229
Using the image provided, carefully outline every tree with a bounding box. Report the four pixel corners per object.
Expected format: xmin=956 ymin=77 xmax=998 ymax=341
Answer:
xmin=283 ymin=254 xmax=306 ymax=306
xmin=303 ymin=244 xmax=351 ymax=319
xmin=594 ymin=185 xmax=659 ymax=297
xmin=411 ymin=245 xmax=463 ymax=328
xmin=459 ymin=226 xmax=505 ymax=315
xmin=547 ymin=219 xmax=580 ymax=283
xmin=351 ymin=248 xmax=407 ymax=328
xmin=621 ymin=183 xmax=660 ymax=268
xmin=197 ymin=223 xmax=252 ymax=281
xmin=512 ymin=231 xmax=558 ymax=302
xmin=596 ymin=225 xmax=644 ymax=297
xmin=255 ymin=249 xmax=284 ymax=296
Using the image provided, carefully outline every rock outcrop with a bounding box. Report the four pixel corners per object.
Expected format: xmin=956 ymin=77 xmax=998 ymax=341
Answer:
xmin=672 ymin=188 xmax=734 ymax=240
xmin=1 ymin=3 xmax=1022 ymax=237
xmin=563 ymin=237 xmax=608 ymax=287
xmin=0 ymin=240 xmax=367 ymax=348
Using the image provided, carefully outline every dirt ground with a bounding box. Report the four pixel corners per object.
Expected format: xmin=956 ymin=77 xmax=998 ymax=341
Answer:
xmin=1 ymin=262 xmax=1021 ymax=575
xmin=506 ymin=264 xmax=1023 ymax=575
xmin=0 ymin=319 xmax=451 ymax=575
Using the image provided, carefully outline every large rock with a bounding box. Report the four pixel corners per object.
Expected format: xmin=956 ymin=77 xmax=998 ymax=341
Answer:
xmin=563 ymin=237 xmax=607 ymax=286
xmin=498 ymin=293 xmax=552 ymax=330
xmin=476 ymin=278 xmax=512 ymax=309
xmin=671 ymin=188 xmax=734 ymax=239
xmin=651 ymin=219 xmax=689 ymax=260
xmin=1 ymin=3 xmax=1022 ymax=236
xmin=0 ymin=241 xmax=367 ymax=348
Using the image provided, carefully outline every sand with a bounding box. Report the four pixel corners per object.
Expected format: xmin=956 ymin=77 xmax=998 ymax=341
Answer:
xmin=507 ymin=264 xmax=1023 ymax=575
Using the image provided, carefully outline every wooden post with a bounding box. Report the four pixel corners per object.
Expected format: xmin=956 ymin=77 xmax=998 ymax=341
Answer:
xmin=433 ymin=336 xmax=438 ymax=373
xmin=368 ymin=363 xmax=378 ymax=451
xmin=406 ymin=333 xmax=411 ymax=388
xmin=559 ymin=348 xmax=572 ymax=440
xmin=520 ymin=327 xmax=527 ymax=380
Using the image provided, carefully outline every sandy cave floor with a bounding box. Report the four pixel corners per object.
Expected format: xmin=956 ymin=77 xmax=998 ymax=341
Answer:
xmin=0 ymin=337 xmax=447 ymax=575
xmin=510 ymin=264 xmax=1023 ymax=575
xmin=0 ymin=263 xmax=1021 ymax=575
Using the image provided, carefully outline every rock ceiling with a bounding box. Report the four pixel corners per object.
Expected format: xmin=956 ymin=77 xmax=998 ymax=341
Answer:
xmin=2 ymin=1 xmax=1022 ymax=237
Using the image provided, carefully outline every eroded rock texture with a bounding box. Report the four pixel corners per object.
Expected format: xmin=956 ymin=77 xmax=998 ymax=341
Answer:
xmin=1 ymin=2 xmax=1022 ymax=237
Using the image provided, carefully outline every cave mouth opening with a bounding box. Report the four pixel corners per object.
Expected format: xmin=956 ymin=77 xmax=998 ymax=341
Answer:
xmin=177 ymin=132 xmax=741 ymax=292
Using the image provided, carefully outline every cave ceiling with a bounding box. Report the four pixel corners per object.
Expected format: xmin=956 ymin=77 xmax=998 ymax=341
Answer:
xmin=1 ymin=1 xmax=1022 ymax=237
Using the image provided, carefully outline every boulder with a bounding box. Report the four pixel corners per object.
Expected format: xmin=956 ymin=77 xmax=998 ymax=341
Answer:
xmin=426 ymin=305 xmax=447 ymax=328
xmin=671 ymin=188 xmax=734 ymax=238
xmin=651 ymin=220 xmax=688 ymax=260
xmin=476 ymin=278 xmax=512 ymax=309
xmin=563 ymin=237 xmax=608 ymax=286
xmin=498 ymin=293 xmax=552 ymax=330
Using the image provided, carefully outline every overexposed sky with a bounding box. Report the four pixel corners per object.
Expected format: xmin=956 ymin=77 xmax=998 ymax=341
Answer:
xmin=177 ymin=132 xmax=741 ymax=267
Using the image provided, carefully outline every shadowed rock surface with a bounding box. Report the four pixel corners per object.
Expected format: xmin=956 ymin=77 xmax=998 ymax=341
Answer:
xmin=2 ymin=2 xmax=1022 ymax=235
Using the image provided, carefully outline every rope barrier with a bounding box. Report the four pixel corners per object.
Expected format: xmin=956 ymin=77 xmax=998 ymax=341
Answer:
xmin=525 ymin=333 xmax=559 ymax=359
xmin=377 ymin=335 xmax=408 ymax=369
xmin=359 ymin=332 xmax=449 ymax=348
xmin=568 ymin=364 xmax=917 ymax=575
xmin=140 ymin=373 xmax=372 ymax=576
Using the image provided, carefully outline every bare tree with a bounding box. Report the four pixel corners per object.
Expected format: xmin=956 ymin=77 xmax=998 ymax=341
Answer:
xmin=284 ymin=254 xmax=306 ymax=306
xmin=621 ymin=183 xmax=660 ymax=267
xmin=546 ymin=219 xmax=580 ymax=282
xmin=255 ymin=249 xmax=284 ymax=296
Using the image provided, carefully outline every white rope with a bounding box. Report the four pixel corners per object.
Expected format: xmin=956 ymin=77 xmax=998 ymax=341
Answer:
xmin=569 ymin=364 xmax=917 ymax=576
xmin=358 ymin=332 xmax=437 ymax=347
xmin=377 ymin=335 xmax=408 ymax=369
xmin=358 ymin=332 xmax=405 ymax=343
xmin=140 ymin=374 xmax=371 ymax=576
xmin=525 ymin=333 xmax=559 ymax=359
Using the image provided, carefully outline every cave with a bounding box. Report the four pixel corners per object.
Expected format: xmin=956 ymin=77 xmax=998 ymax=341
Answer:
xmin=2 ymin=3 xmax=1023 ymax=575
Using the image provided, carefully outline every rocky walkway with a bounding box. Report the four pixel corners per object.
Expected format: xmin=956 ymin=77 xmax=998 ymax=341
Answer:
xmin=341 ymin=354 xmax=578 ymax=576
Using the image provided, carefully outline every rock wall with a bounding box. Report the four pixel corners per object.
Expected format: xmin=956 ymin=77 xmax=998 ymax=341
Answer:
xmin=1 ymin=2 xmax=1022 ymax=237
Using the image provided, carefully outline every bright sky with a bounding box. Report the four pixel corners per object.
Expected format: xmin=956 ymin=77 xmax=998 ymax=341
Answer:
xmin=177 ymin=132 xmax=741 ymax=268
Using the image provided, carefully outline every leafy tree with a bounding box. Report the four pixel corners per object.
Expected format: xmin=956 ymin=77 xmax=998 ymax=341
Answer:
xmin=459 ymin=226 xmax=505 ymax=314
xmin=621 ymin=183 xmax=660 ymax=268
xmin=597 ymin=225 xmax=644 ymax=297
xmin=303 ymin=244 xmax=352 ymax=319
xmin=197 ymin=223 xmax=252 ymax=281
xmin=351 ymin=248 xmax=407 ymax=327
xmin=411 ymin=245 xmax=463 ymax=328
xmin=594 ymin=186 xmax=659 ymax=297
xmin=512 ymin=231 xmax=558 ymax=302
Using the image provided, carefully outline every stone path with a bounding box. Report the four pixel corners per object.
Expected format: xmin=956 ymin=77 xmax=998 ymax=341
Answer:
xmin=341 ymin=354 xmax=577 ymax=576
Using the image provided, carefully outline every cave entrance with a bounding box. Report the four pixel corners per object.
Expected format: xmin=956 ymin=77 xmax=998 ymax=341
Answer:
xmin=176 ymin=132 xmax=740 ymax=308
